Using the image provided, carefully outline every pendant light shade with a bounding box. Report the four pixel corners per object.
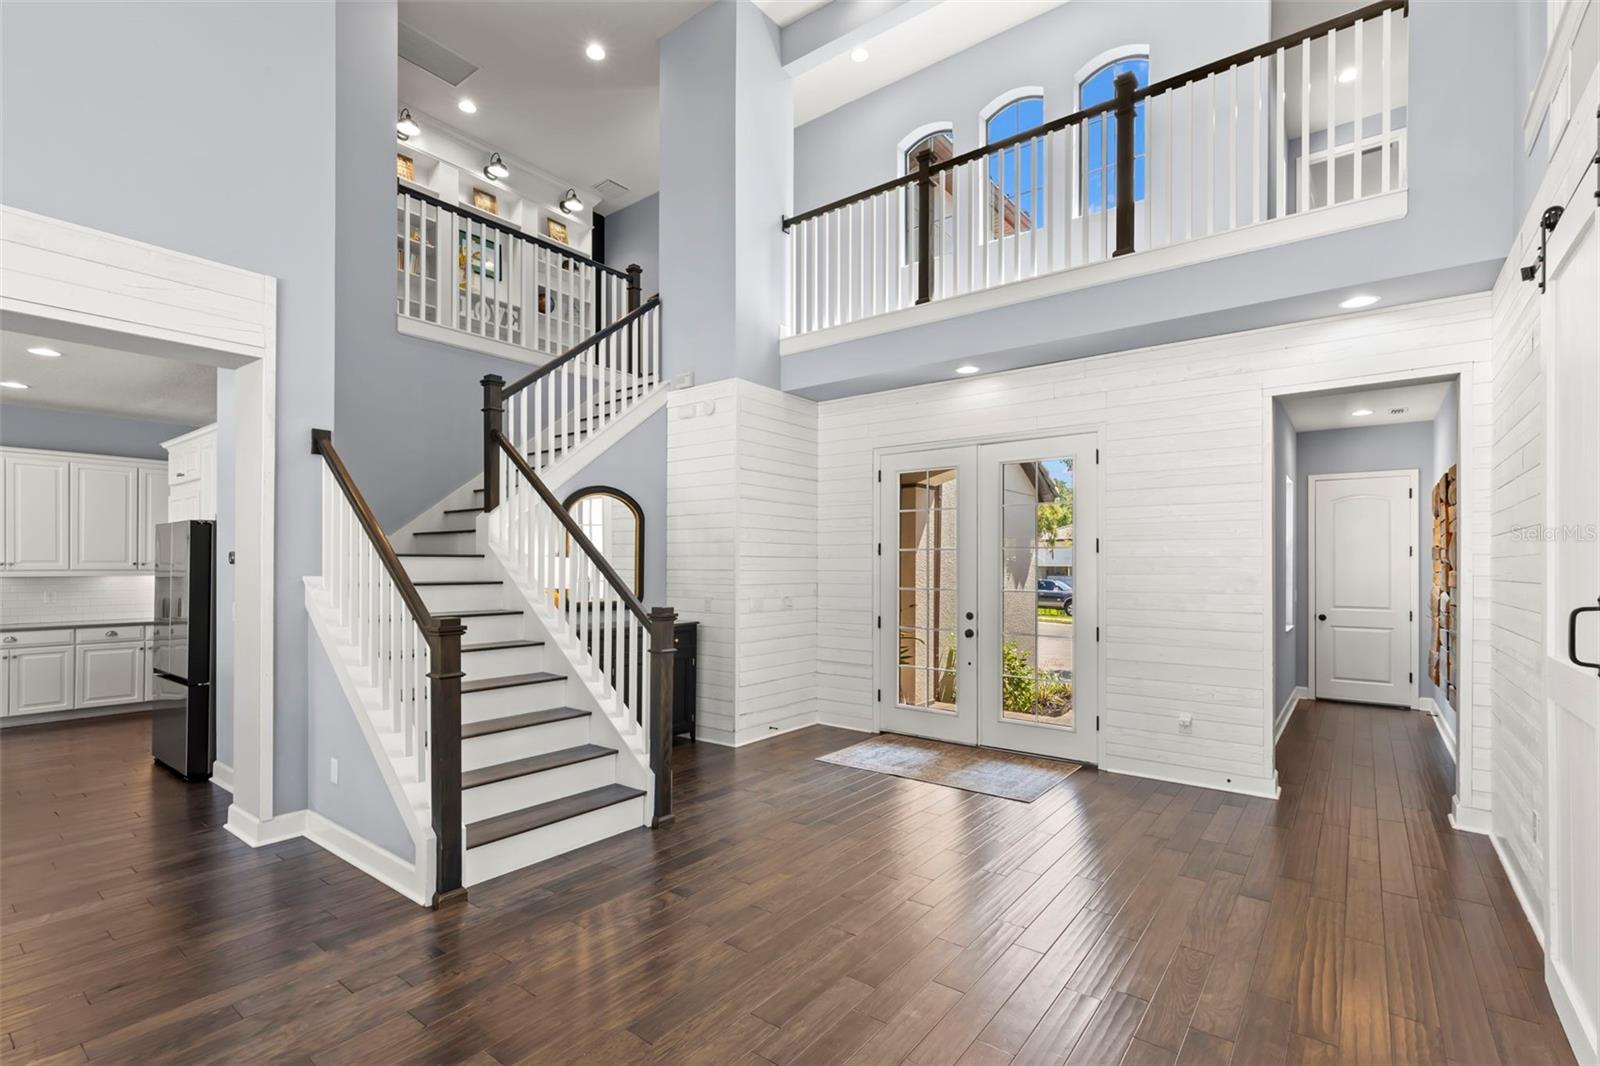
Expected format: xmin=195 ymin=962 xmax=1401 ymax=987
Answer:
xmin=483 ymin=152 xmax=510 ymax=181
xmin=396 ymin=107 xmax=420 ymax=140
xmin=560 ymin=188 xmax=583 ymax=214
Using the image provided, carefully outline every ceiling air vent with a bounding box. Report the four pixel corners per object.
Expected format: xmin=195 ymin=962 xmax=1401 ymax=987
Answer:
xmin=399 ymin=23 xmax=478 ymax=86
xmin=1389 ymin=406 xmax=1408 ymax=415
xmin=594 ymin=178 xmax=631 ymax=201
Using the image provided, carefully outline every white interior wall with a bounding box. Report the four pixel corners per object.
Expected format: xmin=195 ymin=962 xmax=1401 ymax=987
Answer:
xmin=813 ymin=294 xmax=1493 ymax=796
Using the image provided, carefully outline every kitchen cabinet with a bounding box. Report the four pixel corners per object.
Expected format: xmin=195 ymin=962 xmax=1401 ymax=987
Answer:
xmin=70 ymin=461 xmax=140 ymax=571
xmin=137 ymin=466 xmax=167 ymax=569
xmin=74 ymin=641 xmax=144 ymax=708
xmin=7 ymin=645 xmax=74 ymax=716
xmin=162 ymin=424 xmax=217 ymax=521
xmin=3 ymin=453 xmax=70 ymax=571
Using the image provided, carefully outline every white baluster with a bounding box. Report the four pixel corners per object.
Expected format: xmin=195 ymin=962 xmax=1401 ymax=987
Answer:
xmin=1353 ymin=18 xmax=1364 ymax=202
xmin=1325 ymin=26 xmax=1336 ymax=208
xmin=1381 ymin=9 xmax=1392 ymax=194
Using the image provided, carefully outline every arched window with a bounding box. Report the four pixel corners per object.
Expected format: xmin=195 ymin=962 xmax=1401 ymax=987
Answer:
xmin=983 ymin=94 xmax=1045 ymax=237
xmin=1080 ymin=55 xmax=1148 ymax=213
xmin=900 ymin=126 xmax=955 ymax=264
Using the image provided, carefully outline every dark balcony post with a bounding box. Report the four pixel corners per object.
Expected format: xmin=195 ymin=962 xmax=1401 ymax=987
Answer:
xmin=648 ymin=605 xmax=678 ymax=827
xmin=480 ymin=374 xmax=504 ymax=512
xmin=428 ymin=616 xmax=467 ymax=906
xmin=915 ymin=147 xmax=936 ymax=304
xmin=626 ymin=263 xmax=643 ymax=311
xmin=1112 ymin=71 xmax=1138 ymax=257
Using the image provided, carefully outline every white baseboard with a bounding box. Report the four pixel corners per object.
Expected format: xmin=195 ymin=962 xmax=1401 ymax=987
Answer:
xmin=1547 ymin=956 xmax=1599 ymax=1066
xmin=1417 ymin=701 xmax=1458 ymax=765
xmin=1101 ymin=755 xmax=1280 ymax=800
xmin=1274 ymin=686 xmax=1309 ymax=743
xmin=696 ymin=717 xmax=823 ymax=748
xmin=303 ymin=811 xmax=431 ymax=907
xmin=1449 ymin=799 xmax=1494 ymax=835
xmin=210 ymin=760 xmax=234 ymax=793
xmin=225 ymin=805 xmax=306 ymax=847
xmin=1489 ymin=830 xmax=1547 ymax=948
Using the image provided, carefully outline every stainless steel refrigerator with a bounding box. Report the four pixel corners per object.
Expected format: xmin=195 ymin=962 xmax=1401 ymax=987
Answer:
xmin=152 ymin=520 xmax=215 ymax=781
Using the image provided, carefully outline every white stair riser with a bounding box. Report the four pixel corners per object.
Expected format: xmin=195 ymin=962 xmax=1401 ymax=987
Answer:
xmin=410 ymin=530 xmax=476 ymax=554
xmin=403 ymin=555 xmax=488 ymax=582
xmin=455 ymin=613 xmax=527 ymax=645
xmin=464 ymin=795 xmax=646 ymax=886
xmin=461 ymin=645 xmax=546 ymax=681
xmin=417 ymin=584 xmax=507 ymax=615
xmin=462 ymin=679 xmax=568 ymax=723
xmin=462 ymin=714 xmax=590 ymax=771
xmin=461 ymin=755 xmax=617 ymax=822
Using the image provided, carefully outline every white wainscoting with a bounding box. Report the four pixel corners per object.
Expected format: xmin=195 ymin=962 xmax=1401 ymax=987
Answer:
xmin=815 ymin=294 xmax=1493 ymax=797
xmin=667 ymin=379 xmax=819 ymax=747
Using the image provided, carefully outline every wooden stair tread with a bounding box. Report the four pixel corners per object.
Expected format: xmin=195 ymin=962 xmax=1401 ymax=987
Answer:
xmin=414 ymin=528 xmax=476 ymax=536
xmin=397 ymin=552 xmax=485 ymax=558
xmin=461 ymin=639 xmax=544 ymax=653
xmin=443 ymin=506 xmax=484 ymax=515
xmin=460 ymin=706 xmax=588 ymax=738
xmin=413 ymin=580 xmax=502 ymax=587
xmin=452 ymin=608 xmax=523 ymax=619
xmin=461 ymin=671 xmax=563 ymax=694
xmin=461 ymin=744 xmax=616 ymax=789
xmin=466 ymin=784 xmax=646 ymax=849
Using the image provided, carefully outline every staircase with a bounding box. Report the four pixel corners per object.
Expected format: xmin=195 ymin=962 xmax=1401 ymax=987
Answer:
xmin=309 ymin=294 xmax=674 ymax=901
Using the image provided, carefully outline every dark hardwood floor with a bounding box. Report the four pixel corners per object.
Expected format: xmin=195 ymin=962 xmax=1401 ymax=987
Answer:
xmin=0 ymin=702 xmax=1577 ymax=1064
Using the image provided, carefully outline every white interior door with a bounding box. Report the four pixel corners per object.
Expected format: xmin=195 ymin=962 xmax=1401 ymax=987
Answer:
xmin=1540 ymin=180 xmax=1600 ymax=1066
xmin=879 ymin=448 xmax=979 ymax=744
xmin=976 ymin=435 xmax=1098 ymax=762
xmin=1311 ymin=470 xmax=1416 ymax=706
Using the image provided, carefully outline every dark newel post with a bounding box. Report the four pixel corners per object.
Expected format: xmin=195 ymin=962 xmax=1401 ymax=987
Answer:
xmin=648 ymin=606 xmax=678 ymax=827
xmin=915 ymin=147 xmax=936 ymax=304
xmin=626 ymin=263 xmax=643 ymax=311
xmin=480 ymin=374 xmax=504 ymax=512
xmin=1112 ymin=71 xmax=1138 ymax=258
xmin=429 ymin=616 xmax=467 ymax=906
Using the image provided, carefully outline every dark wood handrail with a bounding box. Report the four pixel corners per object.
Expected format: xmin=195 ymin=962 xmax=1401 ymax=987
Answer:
xmin=311 ymin=428 xmax=466 ymax=907
xmin=782 ymin=0 xmax=1408 ymax=230
xmin=493 ymin=430 xmax=653 ymax=627
xmin=397 ymin=179 xmax=628 ymax=280
xmin=501 ymin=294 xmax=661 ymax=397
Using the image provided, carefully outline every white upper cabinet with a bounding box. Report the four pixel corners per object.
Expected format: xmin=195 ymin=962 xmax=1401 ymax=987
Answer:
xmin=3 ymin=453 xmax=69 ymax=571
xmin=162 ymin=424 xmax=218 ymax=521
xmin=137 ymin=465 xmax=168 ymax=569
xmin=70 ymin=461 xmax=140 ymax=571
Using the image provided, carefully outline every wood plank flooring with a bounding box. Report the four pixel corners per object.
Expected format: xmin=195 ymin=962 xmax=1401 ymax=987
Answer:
xmin=0 ymin=702 xmax=1578 ymax=1064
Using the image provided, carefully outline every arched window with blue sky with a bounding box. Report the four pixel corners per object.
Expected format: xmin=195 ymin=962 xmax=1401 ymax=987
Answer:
xmin=984 ymin=94 xmax=1045 ymax=237
xmin=1080 ymin=55 xmax=1149 ymax=213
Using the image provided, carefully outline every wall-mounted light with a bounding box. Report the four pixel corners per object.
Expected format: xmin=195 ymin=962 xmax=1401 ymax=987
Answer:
xmin=396 ymin=107 xmax=420 ymax=140
xmin=483 ymin=152 xmax=510 ymax=181
xmin=560 ymin=188 xmax=583 ymax=214
xmin=26 ymin=346 xmax=61 ymax=358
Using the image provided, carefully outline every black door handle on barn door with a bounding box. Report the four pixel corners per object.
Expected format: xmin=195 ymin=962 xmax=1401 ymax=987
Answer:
xmin=1569 ymin=598 xmax=1600 ymax=673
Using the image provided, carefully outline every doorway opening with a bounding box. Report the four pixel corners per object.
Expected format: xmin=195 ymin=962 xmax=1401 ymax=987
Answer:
xmin=876 ymin=433 xmax=1100 ymax=765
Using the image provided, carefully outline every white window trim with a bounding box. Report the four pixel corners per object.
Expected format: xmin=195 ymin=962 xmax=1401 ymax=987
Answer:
xmin=979 ymin=86 xmax=1046 ymax=134
xmin=896 ymin=121 xmax=955 ymax=176
xmin=1075 ymin=48 xmax=1150 ymax=218
xmin=1073 ymin=44 xmax=1150 ymax=94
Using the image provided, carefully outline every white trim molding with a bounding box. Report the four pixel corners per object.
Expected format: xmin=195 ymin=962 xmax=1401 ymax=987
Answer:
xmin=211 ymin=760 xmax=235 ymax=794
xmin=225 ymin=806 xmax=306 ymax=848
xmin=1075 ymin=45 xmax=1151 ymax=93
xmin=1275 ymin=687 xmax=1310 ymax=743
xmin=303 ymin=811 xmax=431 ymax=907
xmin=979 ymin=85 xmax=1046 ymax=127
xmin=1521 ymin=0 xmax=1594 ymax=152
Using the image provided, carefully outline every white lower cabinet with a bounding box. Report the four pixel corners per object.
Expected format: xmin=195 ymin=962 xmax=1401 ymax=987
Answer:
xmin=74 ymin=642 xmax=145 ymax=708
xmin=7 ymin=646 xmax=74 ymax=716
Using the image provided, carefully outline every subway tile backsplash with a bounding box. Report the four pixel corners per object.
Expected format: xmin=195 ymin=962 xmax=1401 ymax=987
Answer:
xmin=0 ymin=576 xmax=155 ymax=626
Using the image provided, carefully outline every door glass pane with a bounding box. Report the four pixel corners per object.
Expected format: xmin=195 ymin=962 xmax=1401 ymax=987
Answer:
xmin=997 ymin=457 xmax=1075 ymax=727
xmin=898 ymin=468 xmax=959 ymax=711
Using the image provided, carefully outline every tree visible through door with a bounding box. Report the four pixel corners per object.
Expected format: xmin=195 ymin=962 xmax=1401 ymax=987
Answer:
xmin=1000 ymin=457 xmax=1076 ymax=728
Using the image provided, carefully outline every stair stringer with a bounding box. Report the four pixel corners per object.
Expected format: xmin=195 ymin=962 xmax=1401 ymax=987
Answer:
xmin=477 ymin=521 xmax=656 ymax=821
xmin=303 ymin=577 xmax=437 ymax=906
xmin=392 ymin=384 xmax=668 ymax=543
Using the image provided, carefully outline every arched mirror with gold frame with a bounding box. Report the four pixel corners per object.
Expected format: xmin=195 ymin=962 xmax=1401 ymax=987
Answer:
xmin=563 ymin=486 xmax=644 ymax=597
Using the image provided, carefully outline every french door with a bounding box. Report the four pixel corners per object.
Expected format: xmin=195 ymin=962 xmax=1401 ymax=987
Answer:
xmin=878 ymin=434 xmax=1099 ymax=763
xmin=1540 ymin=175 xmax=1600 ymax=1066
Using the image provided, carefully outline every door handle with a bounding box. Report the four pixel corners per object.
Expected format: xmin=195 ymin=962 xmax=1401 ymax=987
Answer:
xmin=1569 ymin=599 xmax=1600 ymax=674
xmin=964 ymin=629 xmax=975 ymax=639
xmin=1318 ymin=613 xmax=1327 ymax=622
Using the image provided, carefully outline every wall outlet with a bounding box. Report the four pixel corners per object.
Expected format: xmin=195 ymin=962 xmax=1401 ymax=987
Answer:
xmin=42 ymin=590 xmax=56 ymax=605
xmin=1177 ymin=713 xmax=1194 ymax=734
xmin=329 ymin=757 xmax=339 ymax=785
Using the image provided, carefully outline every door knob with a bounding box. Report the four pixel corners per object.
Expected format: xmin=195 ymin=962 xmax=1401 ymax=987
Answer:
xmin=1318 ymin=613 xmax=1327 ymax=621
xmin=964 ymin=628 xmax=975 ymax=638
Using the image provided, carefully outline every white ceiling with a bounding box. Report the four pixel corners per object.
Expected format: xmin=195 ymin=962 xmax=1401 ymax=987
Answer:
xmin=397 ymin=1 xmax=712 ymax=211
xmin=791 ymin=0 xmax=1069 ymax=125
xmin=752 ymin=0 xmax=833 ymax=27
xmin=0 ymin=330 xmax=216 ymax=425
xmin=1282 ymin=379 xmax=1450 ymax=432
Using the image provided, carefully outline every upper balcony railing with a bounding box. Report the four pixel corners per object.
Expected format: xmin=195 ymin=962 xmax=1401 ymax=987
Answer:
xmin=397 ymin=181 xmax=640 ymax=359
xmin=781 ymin=0 xmax=1409 ymax=340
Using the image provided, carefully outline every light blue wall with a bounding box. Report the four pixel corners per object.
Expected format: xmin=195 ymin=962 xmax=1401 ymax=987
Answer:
xmin=1271 ymin=401 xmax=1298 ymax=718
xmin=0 ymin=0 xmax=339 ymax=813
xmin=0 ymin=405 xmax=197 ymax=460
xmin=1294 ymin=421 xmax=1434 ymax=698
xmin=604 ymin=194 xmax=660 ymax=297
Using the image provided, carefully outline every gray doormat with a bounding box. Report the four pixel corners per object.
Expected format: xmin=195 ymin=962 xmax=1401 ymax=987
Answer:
xmin=817 ymin=733 xmax=1081 ymax=802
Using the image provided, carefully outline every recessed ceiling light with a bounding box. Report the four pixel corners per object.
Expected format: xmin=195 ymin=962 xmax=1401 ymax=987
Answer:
xmin=1337 ymin=66 xmax=1358 ymax=84
xmin=1351 ymin=408 xmax=1374 ymax=417
xmin=396 ymin=107 xmax=420 ymax=140
xmin=0 ymin=381 xmax=29 ymax=390
xmin=457 ymin=98 xmax=477 ymax=114
xmin=1339 ymin=293 xmax=1380 ymax=309
xmin=26 ymin=346 xmax=61 ymax=358
xmin=850 ymin=46 xmax=869 ymax=63
xmin=955 ymin=364 xmax=980 ymax=375
xmin=585 ymin=41 xmax=606 ymax=62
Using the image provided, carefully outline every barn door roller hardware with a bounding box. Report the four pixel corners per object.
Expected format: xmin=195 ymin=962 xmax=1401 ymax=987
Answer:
xmin=1519 ymin=205 xmax=1564 ymax=292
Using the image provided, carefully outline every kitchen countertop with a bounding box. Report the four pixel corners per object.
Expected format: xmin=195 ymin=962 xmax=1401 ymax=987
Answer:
xmin=1 ymin=620 xmax=155 ymax=634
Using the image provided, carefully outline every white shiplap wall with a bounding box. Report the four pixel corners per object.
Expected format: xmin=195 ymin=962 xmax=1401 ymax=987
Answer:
xmin=667 ymin=379 xmax=819 ymax=745
xmin=816 ymin=295 xmax=1494 ymax=796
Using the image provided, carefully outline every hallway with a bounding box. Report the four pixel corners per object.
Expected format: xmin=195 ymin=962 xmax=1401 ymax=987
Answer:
xmin=0 ymin=702 xmax=1576 ymax=1064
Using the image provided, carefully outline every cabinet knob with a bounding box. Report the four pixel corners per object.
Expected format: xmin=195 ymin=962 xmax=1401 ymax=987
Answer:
xmin=2 ymin=636 xmax=16 ymax=644
xmin=105 ymin=630 xmax=119 ymax=637
xmin=175 ymin=472 xmax=185 ymax=478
